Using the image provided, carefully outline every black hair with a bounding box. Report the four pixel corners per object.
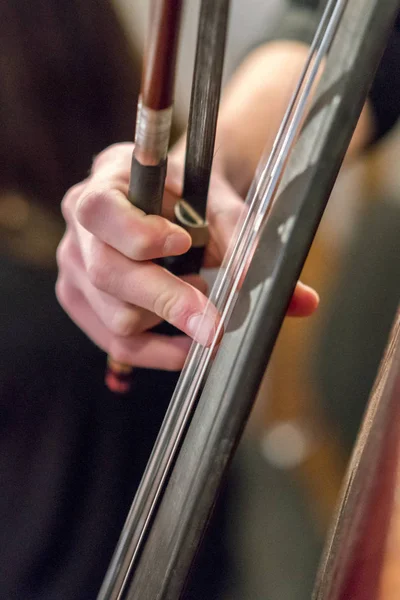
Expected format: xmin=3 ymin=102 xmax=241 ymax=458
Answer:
xmin=0 ymin=0 xmax=140 ymax=214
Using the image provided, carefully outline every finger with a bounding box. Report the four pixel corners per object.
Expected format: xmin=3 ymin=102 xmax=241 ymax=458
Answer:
xmin=84 ymin=241 xmax=219 ymax=346
xmin=90 ymin=143 xmax=134 ymax=179
xmin=56 ymin=278 xmax=191 ymax=370
xmin=109 ymin=333 xmax=191 ymax=371
xmin=76 ymin=186 xmax=191 ymax=261
xmin=91 ymin=143 xmax=184 ymax=221
xmin=63 ymin=244 xmax=163 ymax=336
xmin=287 ymin=281 xmax=320 ymax=317
xmin=81 ymin=271 xmax=209 ymax=337
xmin=60 ymin=232 xmax=211 ymax=337
xmin=180 ymin=274 xmax=209 ymax=296
xmin=61 ymin=181 xmax=87 ymax=226
xmin=82 ymin=285 xmax=162 ymax=337
xmin=80 ymin=144 xmax=191 ymax=261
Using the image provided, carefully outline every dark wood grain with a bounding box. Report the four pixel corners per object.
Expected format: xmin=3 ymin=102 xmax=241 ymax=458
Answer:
xmin=182 ymin=0 xmax=230 ymax=219
xmin=141 ymin=0 xmax=183 ymax=110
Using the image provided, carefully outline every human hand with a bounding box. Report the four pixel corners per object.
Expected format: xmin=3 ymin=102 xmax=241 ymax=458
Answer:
xmin=56 ymin=142 xmax=319 ymax=371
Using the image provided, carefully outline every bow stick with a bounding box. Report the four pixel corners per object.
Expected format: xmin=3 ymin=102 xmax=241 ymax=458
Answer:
xmin=164 ymin=0 xmax=230 ymax=276
xmin=119 ymin=0 xmax=398 ymax=598
xmin=97 ymin=0 xmax=230 ymax=597
xmin=105 ymin=0 xmax=183 ymax=393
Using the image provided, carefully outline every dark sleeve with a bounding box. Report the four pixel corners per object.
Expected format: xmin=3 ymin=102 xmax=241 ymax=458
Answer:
xmin=369 ymin=14 xmax=400 ymax=142
xmin=271 ymin=1 xmax=400 ymax=141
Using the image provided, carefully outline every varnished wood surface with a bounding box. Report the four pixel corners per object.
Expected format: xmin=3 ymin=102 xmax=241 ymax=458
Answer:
xmin=379 ymin=458 xmax=400 ymax=599
xmin=314 ymin=310 xmax=400 ymax=599
xmin=141 ymin=0 xmax=183 ymax=110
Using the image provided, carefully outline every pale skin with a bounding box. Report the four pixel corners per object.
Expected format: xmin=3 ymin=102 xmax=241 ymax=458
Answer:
xmin=56 ymin=41 xmax=373 ymax=371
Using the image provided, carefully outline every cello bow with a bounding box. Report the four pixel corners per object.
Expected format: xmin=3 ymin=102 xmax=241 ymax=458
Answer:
xmin=98 ymin=0 xmax=230 ymax=597
xmin=105 ymin=0 xmax=183 ymax=393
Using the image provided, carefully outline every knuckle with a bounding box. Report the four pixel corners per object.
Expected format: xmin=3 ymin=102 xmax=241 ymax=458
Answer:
xmin=56 ymin=232 xmax=81 ymax=273
xmin=86 ymin=241 xmax=114 ymax=291
xmin=61 ymin=182 xmax=85 ymax=222
xmin=110 ymin=308 xmax=139 ymax=337
xmin=55 ymin=277 xmax=67 ymax=306
xmin=128 ymin=216 xmax=175 ymax=260
xmin=56 ymin=232 xmax=84 ymax=285
xmin=56 ymin=235 xmax=71 ymax=271
xmin=87 ymin=260 xmax=113 ymax=292
xmin=130 ymin=230 xmax=157 ymax=260
xmin=55 ymin=277 xmax=75 ymax=309
xmin=153 ymin=289 xmax=192 ymax=327
xmin=76 ymin=189 xmax=109 ymax=229
xmin=91 ymin=143 xmax=133 ymax=173
xmin=91 ymin=145 xmax=118 ymax=172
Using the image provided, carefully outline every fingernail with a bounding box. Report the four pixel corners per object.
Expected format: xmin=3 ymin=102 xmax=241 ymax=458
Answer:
xmin=163 ymin=231 xmax=190 ymax=255
xmin=187 ymin=311 xmax=217 ymax=346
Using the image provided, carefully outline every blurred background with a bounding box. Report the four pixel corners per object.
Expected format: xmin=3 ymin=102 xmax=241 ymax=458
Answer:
xmin=0 ymin=1 xmax=399 ymax=599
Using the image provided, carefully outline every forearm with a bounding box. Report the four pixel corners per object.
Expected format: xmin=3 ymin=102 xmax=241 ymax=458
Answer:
xmin=214 ymin=40 xmax=374 ymax=195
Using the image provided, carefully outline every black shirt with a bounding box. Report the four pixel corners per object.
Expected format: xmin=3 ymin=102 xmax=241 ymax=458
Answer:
xmin=0 ymin=257 xmax=227 ymax=599
xmin=0 ymin=257 xmax=176 ymax=598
